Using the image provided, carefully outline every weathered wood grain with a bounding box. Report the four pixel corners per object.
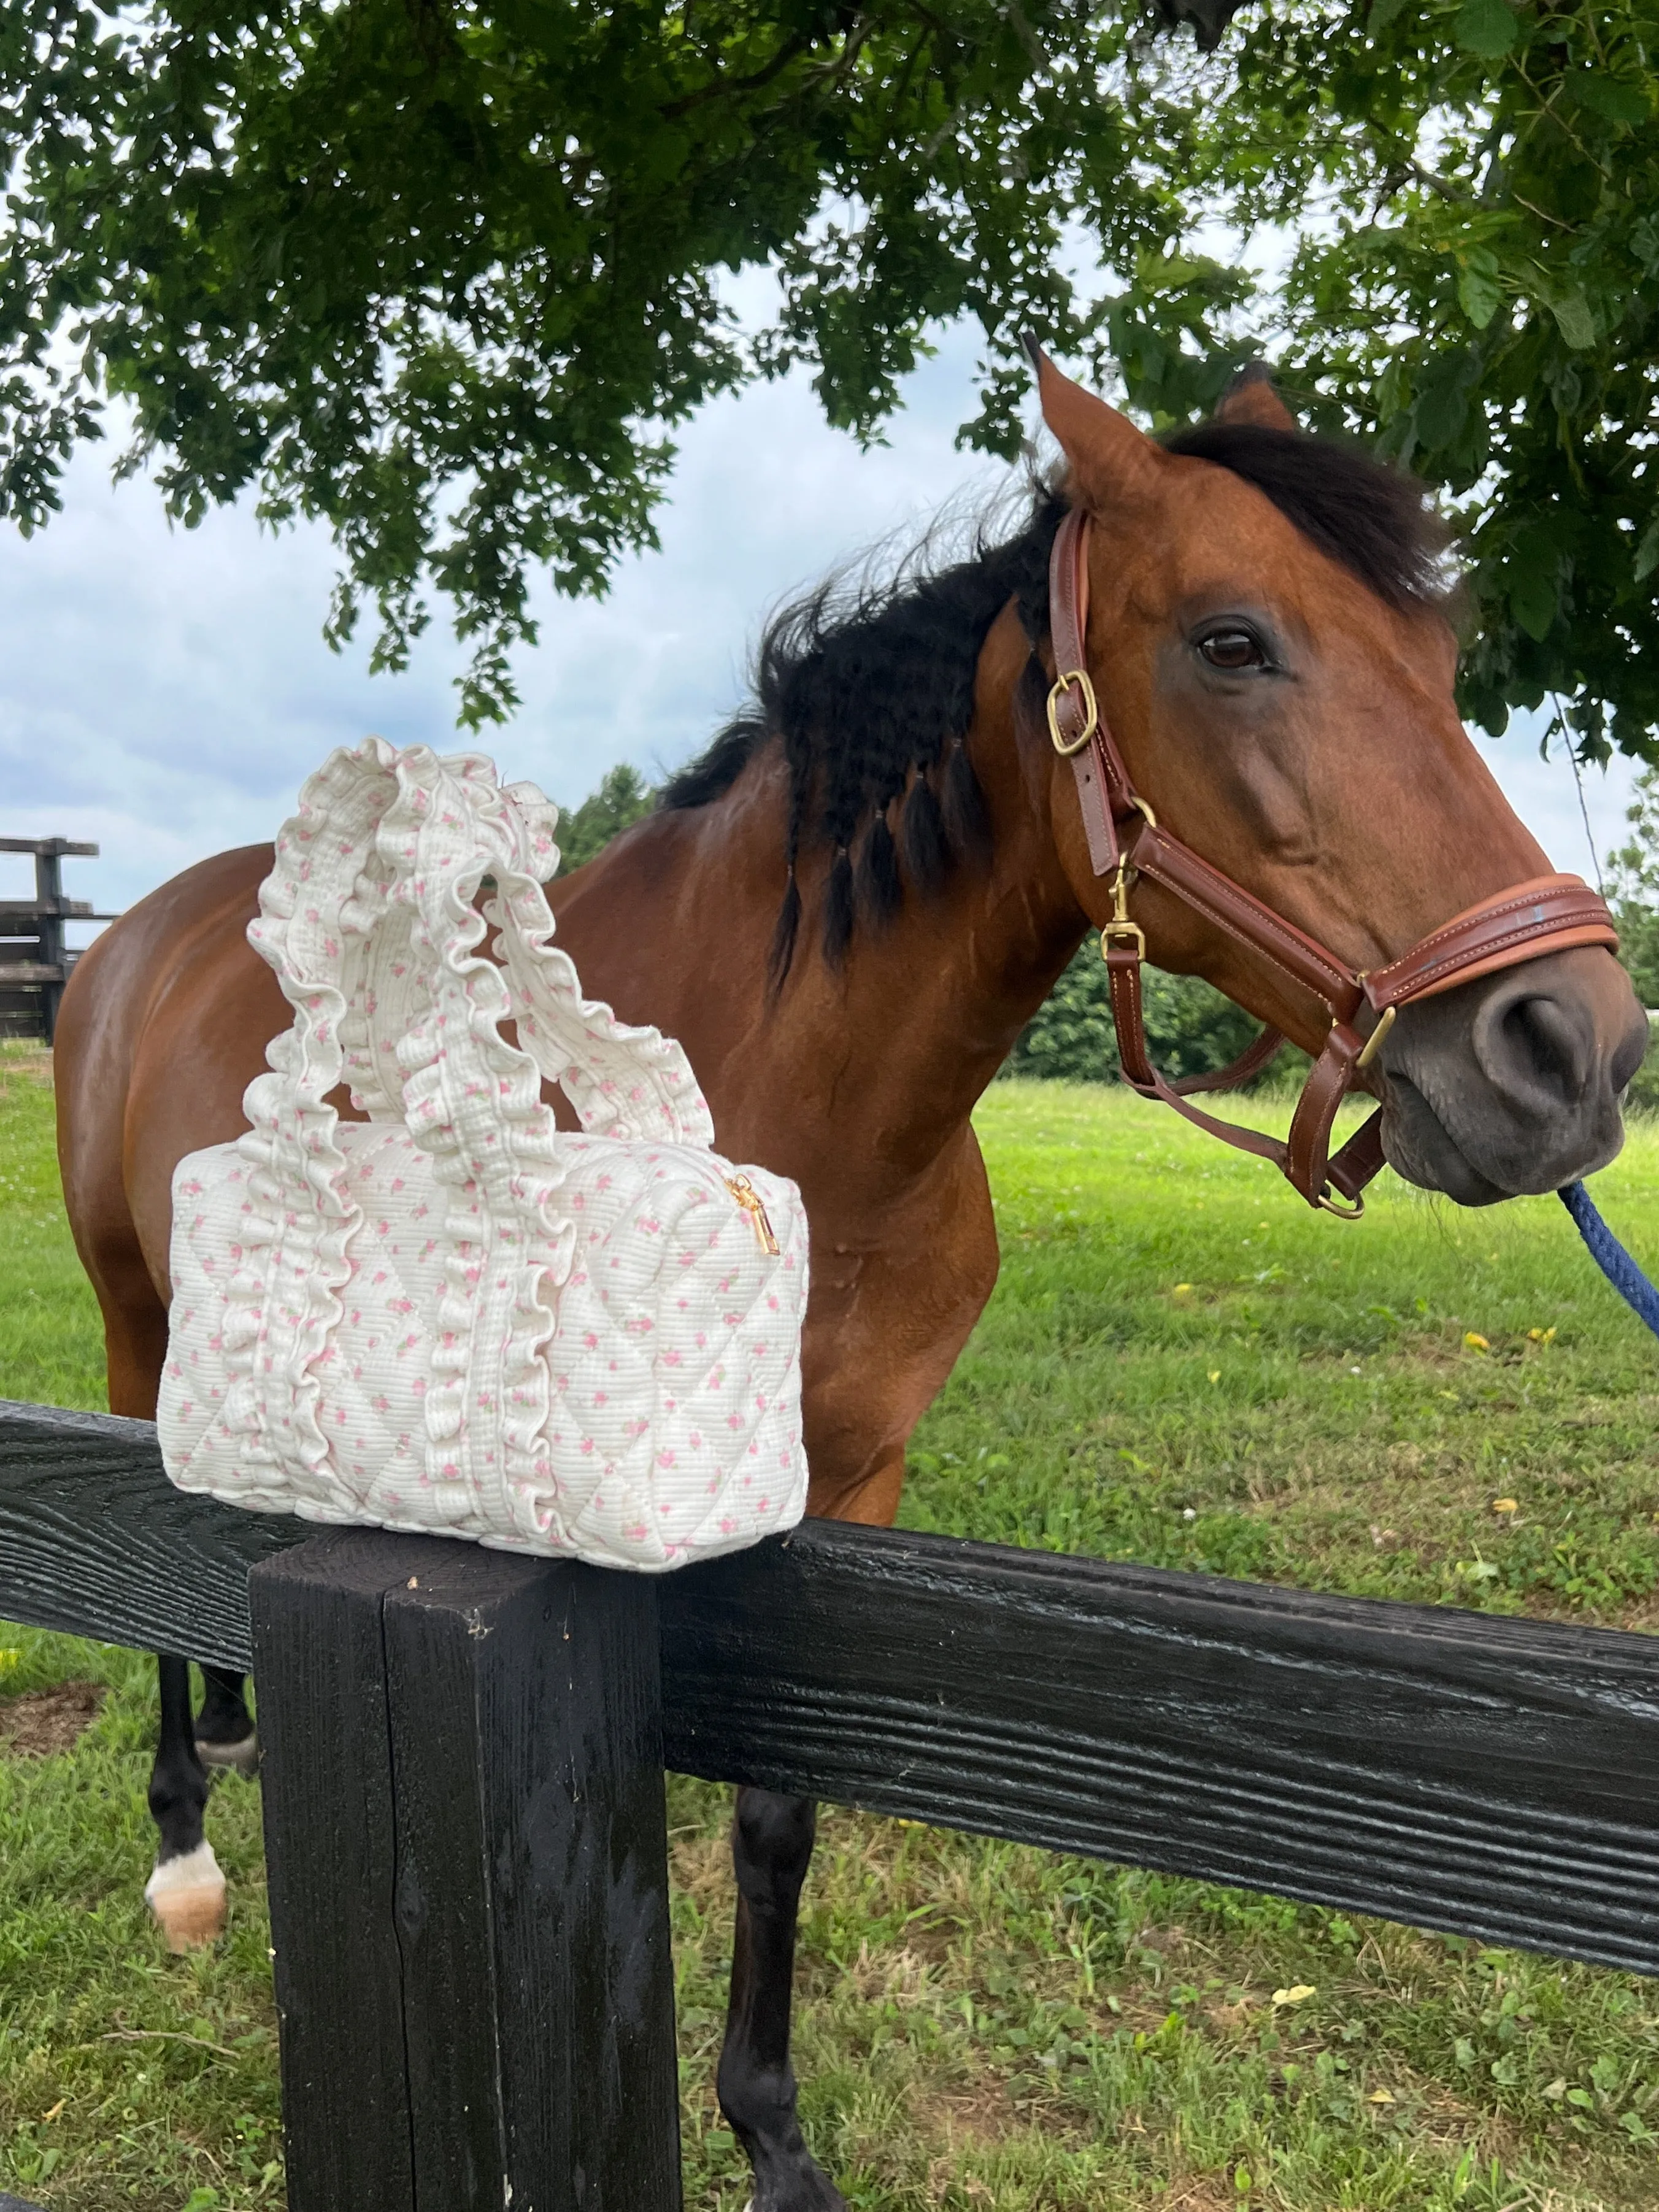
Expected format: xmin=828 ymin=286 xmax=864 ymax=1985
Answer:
xmin=252 ymin=1531 xmax=683 ymax=2212
xmin=0 ymin=1400 xmax=299 ymax=1667
xmin=252 ymin=1532 xmax=433 ymax=2212
xmin=660 ymin=1527 xmax=1659 ymax=1976
xmin=4 ymin=1400 xmax=1657 ymax=1976
xmin=380 ymin=1544 xmax=682 ymax=2211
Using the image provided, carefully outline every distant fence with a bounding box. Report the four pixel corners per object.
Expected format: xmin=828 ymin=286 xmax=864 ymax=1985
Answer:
xmin=2 ymin=1397 xmax=1657 ymax=2211
xmin=0 ymin=838 xmax=118 ymax=1043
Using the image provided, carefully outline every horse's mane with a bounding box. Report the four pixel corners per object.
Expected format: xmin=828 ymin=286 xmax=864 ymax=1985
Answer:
xmin=660 ymin=417 xmax=1455 ymax=984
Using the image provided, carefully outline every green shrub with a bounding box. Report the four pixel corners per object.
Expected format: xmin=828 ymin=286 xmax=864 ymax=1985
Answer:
xmin=1005 ymin=943 xmax=1268 ymax=1087
xmin=1601 ymin=765 xmax=1659 ymax=1111
xmin=555 ymin=763 xmax=654 ymax=875
xmin=1605 ymin=768 xmax=1659 ymax=1014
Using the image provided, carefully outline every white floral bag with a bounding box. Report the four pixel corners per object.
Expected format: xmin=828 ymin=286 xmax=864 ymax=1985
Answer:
xmin=157 ymin=738 xmax=810 ymax=1570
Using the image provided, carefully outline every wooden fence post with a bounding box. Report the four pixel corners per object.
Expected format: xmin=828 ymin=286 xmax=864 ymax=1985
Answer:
xmin=250 ymin=1528 xmax=683 ymax=2212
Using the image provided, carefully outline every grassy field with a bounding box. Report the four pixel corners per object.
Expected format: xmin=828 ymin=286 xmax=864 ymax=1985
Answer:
xmin=4 ymin=1048 xmax=1659 ymax=2211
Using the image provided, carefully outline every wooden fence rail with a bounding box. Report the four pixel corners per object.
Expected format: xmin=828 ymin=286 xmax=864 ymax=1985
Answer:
xmin=2 ymin=1396 xmax=1657 ymax=2210
xmin=0 ymin=838 xmax=117 ymax=1042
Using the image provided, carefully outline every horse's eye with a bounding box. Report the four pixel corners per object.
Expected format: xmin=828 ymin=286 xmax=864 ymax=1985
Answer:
xmin=1198 ymin=627 xmax=1268 ymax=671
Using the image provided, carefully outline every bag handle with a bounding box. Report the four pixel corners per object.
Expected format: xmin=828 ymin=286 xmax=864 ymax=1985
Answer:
xmin=242 ymin=740 xmax=715 ymax=1505
xmin=248 ymin=739 xmax=712 ymax=1169
xmin=483 ymin=849 xmax=717 ymax=1148
xmin=372 ymin=749 xmax=714 ymax=1164
xmin=223 ymin=744 xmax=402 ymax=1474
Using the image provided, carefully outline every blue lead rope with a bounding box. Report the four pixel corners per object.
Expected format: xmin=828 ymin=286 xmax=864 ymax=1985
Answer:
xmin=1559 ymin=1181 xmax=1659 ymax=1340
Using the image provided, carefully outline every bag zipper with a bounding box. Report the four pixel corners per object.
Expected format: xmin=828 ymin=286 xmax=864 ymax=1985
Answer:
xmin=723 ymin=1173 xmax=781 ymax=1256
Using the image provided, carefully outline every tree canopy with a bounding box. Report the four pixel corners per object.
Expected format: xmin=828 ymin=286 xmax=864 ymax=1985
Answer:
xmin=2 ymin=0 xmax=1655 ymax=747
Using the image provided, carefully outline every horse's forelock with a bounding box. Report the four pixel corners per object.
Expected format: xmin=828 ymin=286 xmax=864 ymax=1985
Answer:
xmin=1163 ymin=420 xmax=1457 ymax=617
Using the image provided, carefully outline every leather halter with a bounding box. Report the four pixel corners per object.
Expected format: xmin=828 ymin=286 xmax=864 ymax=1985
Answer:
xmin=1044 ymin=506 xmax=1620 ymax=1216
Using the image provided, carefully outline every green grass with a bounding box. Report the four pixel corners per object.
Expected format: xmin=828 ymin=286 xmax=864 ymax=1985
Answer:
xmin=4 ymin=1059 xmax=1659 ymax=2211
xmin=0 ymin=1048 xmax=106 ymax=1415
xmin=906 ymin=1084 xmax=1659 ymax=1627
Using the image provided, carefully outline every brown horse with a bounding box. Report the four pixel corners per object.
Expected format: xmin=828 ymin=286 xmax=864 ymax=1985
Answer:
xmin=56 ymin=356 xmax=1644 ymax=2211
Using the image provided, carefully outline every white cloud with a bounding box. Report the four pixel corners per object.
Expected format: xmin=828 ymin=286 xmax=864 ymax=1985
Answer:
xmin=0 ymin=318 xmax=1638 ymax=938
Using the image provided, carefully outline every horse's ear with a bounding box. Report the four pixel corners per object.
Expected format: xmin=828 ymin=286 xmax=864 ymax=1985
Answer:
xmin=1024 ymin=338 xmax=1165 ymax=508
xmin=1214 ymin=362 xmax=1298 ymax=433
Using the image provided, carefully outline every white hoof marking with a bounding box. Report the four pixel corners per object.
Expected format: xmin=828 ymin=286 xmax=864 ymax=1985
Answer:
xmin=145 ymin=1840 xmax=226 ymax=1951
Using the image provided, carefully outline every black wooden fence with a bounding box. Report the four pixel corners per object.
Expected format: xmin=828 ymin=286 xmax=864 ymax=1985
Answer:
xmin=2 ymin=1396 xmax=1657 ymax=2211
xmin=0 ymin=839 xmax=117 ymax=1043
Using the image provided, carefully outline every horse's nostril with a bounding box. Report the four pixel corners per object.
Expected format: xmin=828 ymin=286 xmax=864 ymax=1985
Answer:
xmin=1389 ymin=950 xmax=1639 ymax=1199
xmin=1495 ymin=992 xmax=1590 ymax=1104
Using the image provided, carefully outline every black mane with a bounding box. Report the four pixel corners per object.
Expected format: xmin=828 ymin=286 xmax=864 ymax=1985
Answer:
xmin=661 ymin=420 xmax=1452 ymax=983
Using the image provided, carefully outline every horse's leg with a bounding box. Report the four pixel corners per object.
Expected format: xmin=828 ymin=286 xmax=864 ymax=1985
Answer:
xmin=718 ymin=1787 xmax=845 ymax=2212
xmin=144 ymin=1655 xmax=226 ymax=1950
xmin=194 ymin=1665 xmax=259 ymax=1778
xmin=714 ymin=1203 xmax=998 ymax=2211
xmin=88 ymin=1284 xmax=228 ymax=1944
xmin=58 ymin=1149 xmax=234 ymax=1944
xmin=78 ymin=1279 xmax=228 ymax=1945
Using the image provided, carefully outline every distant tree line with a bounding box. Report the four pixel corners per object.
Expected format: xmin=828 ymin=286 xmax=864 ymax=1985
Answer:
xmin=555 ymin=765 xmax=655 ymax=876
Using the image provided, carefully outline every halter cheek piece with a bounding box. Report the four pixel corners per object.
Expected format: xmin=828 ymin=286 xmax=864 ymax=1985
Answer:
xmin=1044 ymin=507 xmax=1620 ymax=1217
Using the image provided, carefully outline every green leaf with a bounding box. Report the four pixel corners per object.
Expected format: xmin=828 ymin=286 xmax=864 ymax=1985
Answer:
xmin=1368 ymin=0 xmax=1409 ymax=29
xmin=1457 ymin=261 xmax=1502 ymax=329
xmin=1571 ymin=72 xmax=1648 ymax=125
xmin=1550 ymin=289 xmax=1596 ymax=350
xmin=1415 ymin=364 xmax=1471 ymax=452
xmin=1635 ymin=517 xmax=1659 ymax=585
xmin=1452 ymin=0 xmax=1518 ymax=59
xmin=1508 ymin=555 xmax=1558 ymax=642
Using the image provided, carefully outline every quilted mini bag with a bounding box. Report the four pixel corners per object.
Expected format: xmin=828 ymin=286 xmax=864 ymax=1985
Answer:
xmin=158 ymin=738 xmax=810 ymax=1570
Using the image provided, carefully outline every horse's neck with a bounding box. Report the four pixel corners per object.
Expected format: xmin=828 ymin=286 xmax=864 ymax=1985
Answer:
xmin=551 ymin=615 xmax=1087 ymax=1181
xmin=768 ymin=621 xmax=1089 ymax=1168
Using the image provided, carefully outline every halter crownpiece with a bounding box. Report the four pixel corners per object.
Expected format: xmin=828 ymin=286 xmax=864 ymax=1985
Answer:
xmin=1044 ymin=506 xmax=1620 ymax=1215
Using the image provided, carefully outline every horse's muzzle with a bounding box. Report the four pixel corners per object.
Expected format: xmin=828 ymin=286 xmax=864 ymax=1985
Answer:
xmin=1377 ymin=947 xmax=1649 ymax=1205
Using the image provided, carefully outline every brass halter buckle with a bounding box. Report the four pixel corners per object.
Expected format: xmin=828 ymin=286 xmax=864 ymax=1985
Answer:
xmin=1047 ymin=668 xmax=1099 ymax=757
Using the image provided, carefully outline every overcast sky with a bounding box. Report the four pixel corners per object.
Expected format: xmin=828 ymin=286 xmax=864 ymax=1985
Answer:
xmin=0 ymin=314 xmax=1638 ymax=935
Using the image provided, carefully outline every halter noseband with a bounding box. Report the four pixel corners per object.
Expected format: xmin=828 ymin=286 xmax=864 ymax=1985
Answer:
xmin=1044 ymin=507 xmax=1619 ymax=1216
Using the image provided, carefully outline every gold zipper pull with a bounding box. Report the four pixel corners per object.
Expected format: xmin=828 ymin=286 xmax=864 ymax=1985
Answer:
xmin=723 ymin=1173 xmax=780 ymax=1256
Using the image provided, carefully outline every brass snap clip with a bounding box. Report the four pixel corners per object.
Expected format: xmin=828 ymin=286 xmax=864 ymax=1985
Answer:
xmin=1098 ymin=859 xmax=1145 ymax=963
